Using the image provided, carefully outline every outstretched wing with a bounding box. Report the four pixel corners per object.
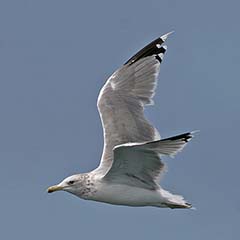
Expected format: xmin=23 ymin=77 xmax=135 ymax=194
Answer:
xmin=96 ymin=32 xmax=172 ymax=175
xmin=103 ymin=132 xmax=194 ymax=190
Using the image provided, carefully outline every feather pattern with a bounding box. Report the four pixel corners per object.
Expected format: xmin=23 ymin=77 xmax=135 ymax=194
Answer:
xmin=95 ymin=33 xmax=171 ymax=175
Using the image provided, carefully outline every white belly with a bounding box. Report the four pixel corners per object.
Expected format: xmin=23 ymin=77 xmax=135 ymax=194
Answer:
xmin=87 ymin=182 xmax=165 ymax=207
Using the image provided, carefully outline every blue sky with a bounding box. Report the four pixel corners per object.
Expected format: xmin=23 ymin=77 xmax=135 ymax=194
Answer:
xmin=0 ymin=1 xmax=239 ymax=239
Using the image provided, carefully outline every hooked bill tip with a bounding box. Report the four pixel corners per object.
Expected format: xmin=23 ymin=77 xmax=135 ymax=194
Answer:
xmin=47 ymin=185 xmax=63 ymax=193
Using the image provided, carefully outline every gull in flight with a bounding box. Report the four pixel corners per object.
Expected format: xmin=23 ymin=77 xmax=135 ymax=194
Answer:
xmin=48 ymin=32 xmax=196 ymax=209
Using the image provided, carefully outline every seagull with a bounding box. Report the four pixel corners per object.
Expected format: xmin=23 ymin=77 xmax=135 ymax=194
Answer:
xmin=47 ymin=32 xmax=196 ymax=209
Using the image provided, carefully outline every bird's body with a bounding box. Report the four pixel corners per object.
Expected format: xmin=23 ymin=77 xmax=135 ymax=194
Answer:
xmin=56 ymin=172 xmax=191 ymax=208
xmin=48 ymin=32 xmax=196 ymax=209
xmin=83 ymin=179 xmax=189 ymax=208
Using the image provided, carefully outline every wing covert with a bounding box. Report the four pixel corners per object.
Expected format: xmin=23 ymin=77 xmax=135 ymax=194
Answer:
xmin=103 ymin=132 xmax=194 ymax=189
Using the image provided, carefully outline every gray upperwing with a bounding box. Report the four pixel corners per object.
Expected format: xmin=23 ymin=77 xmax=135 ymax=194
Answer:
xmin=95 ymin=33 xmax=172 ymax=175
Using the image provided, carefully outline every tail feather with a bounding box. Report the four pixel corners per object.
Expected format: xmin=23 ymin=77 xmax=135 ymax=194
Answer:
xmin=160 ymin=189 xmax=192 ymax=209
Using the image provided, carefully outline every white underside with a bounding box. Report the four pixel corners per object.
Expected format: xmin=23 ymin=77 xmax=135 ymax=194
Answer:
xmin=83 ymin=181 xmax=188 ymax=208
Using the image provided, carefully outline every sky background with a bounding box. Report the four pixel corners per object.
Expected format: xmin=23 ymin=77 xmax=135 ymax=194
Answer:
xmin=0 ymin=0 xmax=239 ymax=239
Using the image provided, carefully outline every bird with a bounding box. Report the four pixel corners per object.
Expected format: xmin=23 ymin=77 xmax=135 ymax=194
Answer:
xmin=47 ymin=32 xmax=196 ymax=209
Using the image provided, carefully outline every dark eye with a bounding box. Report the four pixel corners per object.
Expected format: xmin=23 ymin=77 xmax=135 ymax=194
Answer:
xmin=68 ymin=180 xmax=75 ymax=185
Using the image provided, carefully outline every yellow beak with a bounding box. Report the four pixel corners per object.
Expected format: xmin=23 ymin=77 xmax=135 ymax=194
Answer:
xmin=47 ymin=185 xmax=64 ymax=193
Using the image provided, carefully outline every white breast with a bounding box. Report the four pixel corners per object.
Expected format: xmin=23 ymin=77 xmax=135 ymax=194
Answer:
xmin=88 ymin=181 xmax=164 ymax=207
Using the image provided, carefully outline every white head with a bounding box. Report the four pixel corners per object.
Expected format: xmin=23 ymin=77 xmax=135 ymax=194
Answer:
xmin=47 ymin=174 xmax=86 ymax=196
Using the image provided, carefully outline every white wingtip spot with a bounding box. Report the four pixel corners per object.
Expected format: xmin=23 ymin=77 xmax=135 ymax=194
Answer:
xmin=190 ymin=130 xmax=200 ymax=137
xmin=161 ymin=31 xmax=174 ymax=42
xmin=157 ymin=45 xmax=167 ymax=61
xmin=162 ymin=45 xmax=167 ymax=50
xmin=158 ymin=53 xmax=164 ymax=60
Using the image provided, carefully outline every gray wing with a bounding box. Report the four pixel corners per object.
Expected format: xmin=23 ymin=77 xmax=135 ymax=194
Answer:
xmin=95 ymin=32 xmax=172 ymax=175
xmin=103 ymin=132 xmax=194 ymax=190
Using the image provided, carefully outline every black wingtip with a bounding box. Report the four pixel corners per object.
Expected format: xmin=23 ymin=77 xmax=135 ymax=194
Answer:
xmin=165 ymin=131 xmax=197 ymax=143
xmin=124 ymin=32 xmax=172 ymax=65
xmin=155 ymin=45 xmax=167 ymax=63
